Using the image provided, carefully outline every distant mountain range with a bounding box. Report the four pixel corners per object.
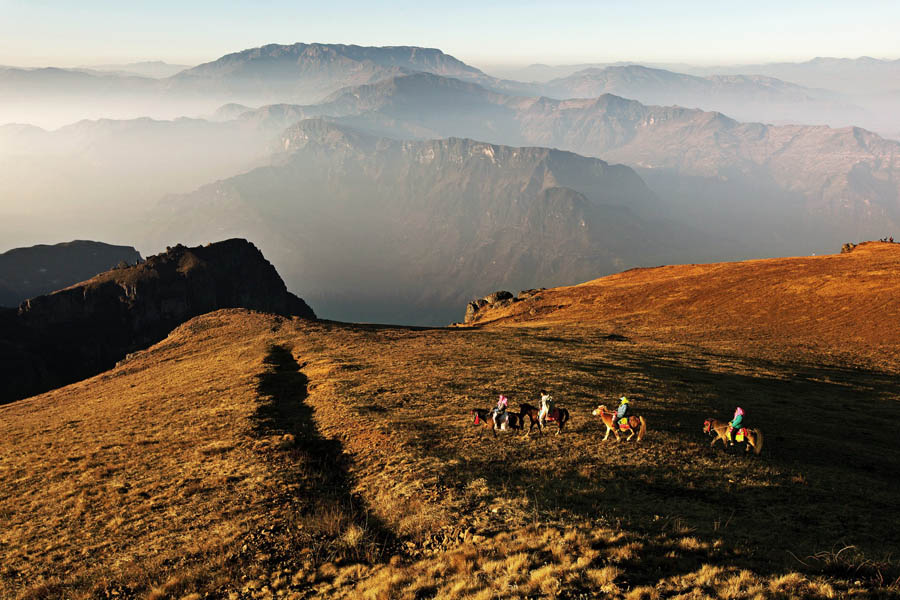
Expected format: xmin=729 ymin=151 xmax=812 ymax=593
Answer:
xmin=539 ymin=65 xmax=866 ymax=127
xmin=166 ymin=43 xmax=528 ymax=104
xmin=0 ymin=44 xmax=527 ymax=128
xmin=6 ymin=67 xmax=899 ymax=296
xmin=496 ymin=58 xmax=900 ymax=136
xmin=680 ymin=56 xmax=900 ymax=95
xmin=6 ymin=44 xmax=897 ymax=135
xmin=228 ymin=72 xmax=900 ymax=249
xmin=0 ymin=116 xmax=280 ymax=246
xmin=491 ymin=56 xmax=900 ymax=94
xmin=149 ymin=120 xmax=720 ymax=324
xmin=77 ymin=61 xmax=191 ymax=78
xmin=0 ymin=241 xmax=141 ymax=307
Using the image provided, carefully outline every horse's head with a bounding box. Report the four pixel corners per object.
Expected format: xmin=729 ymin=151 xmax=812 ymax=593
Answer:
xmin=471 ymin=409 xmax=482 ymax=425
xmin=592 ymin=405 xmax=607 ymax=416
xmin=702 ymin=419 xmax=712 ymax=434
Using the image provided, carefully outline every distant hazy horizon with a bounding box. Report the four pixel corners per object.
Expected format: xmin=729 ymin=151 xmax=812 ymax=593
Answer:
xmin=5 ymin=53 xmax=900 ymax=73
xmin=2 ymin=0 xmax=898 ymax=69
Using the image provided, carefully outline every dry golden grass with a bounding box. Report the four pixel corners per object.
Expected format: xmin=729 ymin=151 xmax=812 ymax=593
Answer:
xmin=3 ymin=245 xmax=900 ymax=598
xmin=466 ymin=241 xmax=900 ymax=371
xmin=1 ymin=312 xmax=280 ymax=598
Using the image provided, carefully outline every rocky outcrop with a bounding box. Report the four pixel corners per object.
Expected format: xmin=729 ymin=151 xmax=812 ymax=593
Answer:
xmin=465 ymin=291 xmax=514 ymax=324
xmin=464 ymin=289 xmax=548 ymax=324
xmin=1 ymin=239 xmax=314 ymax=404
xmin=0 ymin=240 xmax=142 ymax=307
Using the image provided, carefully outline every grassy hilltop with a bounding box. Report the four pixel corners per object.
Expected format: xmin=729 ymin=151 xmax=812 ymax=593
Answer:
xmin=2 ymin=244 xmax=900 ymax=599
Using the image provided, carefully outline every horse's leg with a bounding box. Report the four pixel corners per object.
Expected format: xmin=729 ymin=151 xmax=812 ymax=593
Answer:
xmin=625 ymin=429 xmax=634 ymax=441
xmin=602 ymin=425 xmax=611 ymax=441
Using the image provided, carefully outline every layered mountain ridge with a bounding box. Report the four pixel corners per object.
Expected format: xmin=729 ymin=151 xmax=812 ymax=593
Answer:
xmin=152 ymin=120 xmax=713 ymax=324
xmin=541 ymin=64 xmax=863 ymax=127
xmin=224 ymin=72 xmax=900 ymax=250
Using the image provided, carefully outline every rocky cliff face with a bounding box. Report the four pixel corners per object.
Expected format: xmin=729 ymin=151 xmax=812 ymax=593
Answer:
xmin=1 ymin=239 xmax=314 ymax=403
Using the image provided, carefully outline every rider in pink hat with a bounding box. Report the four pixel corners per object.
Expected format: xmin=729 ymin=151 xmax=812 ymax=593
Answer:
xmin=492 ymin=394 xmax=508 ymax=426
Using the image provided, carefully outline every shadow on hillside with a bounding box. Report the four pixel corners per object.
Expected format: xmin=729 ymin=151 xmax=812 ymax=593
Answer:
xmin=434 ymin=446 xmax=899 ymax=586
xmin=253 ymin=344 xmax=397 ymax=564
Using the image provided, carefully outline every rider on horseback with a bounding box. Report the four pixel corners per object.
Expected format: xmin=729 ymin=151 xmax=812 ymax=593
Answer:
xmin=728 ymin=406 xmax=744 ymax=445
xmin=538 ymin=390 xmax=553 ymax=430
xmin=492 ymin=394 xmax=508 ymax=426
xmin=616 ymin=396 xmax=631 ymax=428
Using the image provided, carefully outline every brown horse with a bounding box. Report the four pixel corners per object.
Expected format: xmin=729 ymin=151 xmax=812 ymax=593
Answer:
xmin=703 ymin=418 xmax=764 ymax=455
xmin=471 ymin=408 xmax=523 ymax=437
xmin=520 ymin=402 xmax=569 ymax=435
xmin=592 ymin=405 xmax=647 ymax=442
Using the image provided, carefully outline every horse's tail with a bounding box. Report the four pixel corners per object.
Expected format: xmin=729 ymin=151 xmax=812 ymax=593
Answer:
xmin=752 ymin=429 xmax=764 ymax=455
xmin=637 ymin=416 xmax=647 ymax=441
xmin=561 ymin=408 xmax=570 ymax=430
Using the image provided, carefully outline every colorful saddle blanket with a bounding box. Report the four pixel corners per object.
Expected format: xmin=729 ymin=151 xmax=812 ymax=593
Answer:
xmin=729 ymin=428 xmax=747 ymax=442
xmin=617 ymin=417 xmax=631 ymax=430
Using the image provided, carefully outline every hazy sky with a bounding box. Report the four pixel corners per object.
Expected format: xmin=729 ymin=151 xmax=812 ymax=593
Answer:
xmin=1 ymin=0 xmax=898 ymax=68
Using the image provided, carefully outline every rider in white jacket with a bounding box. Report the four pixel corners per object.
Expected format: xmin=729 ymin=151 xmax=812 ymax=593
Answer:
xmin=538 ymin=390 xmax=553 ymax=430
xmin=492 ymin=394 xmax=508 ymax=427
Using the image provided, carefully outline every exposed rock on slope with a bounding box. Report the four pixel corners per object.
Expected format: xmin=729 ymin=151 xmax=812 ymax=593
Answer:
xmin=0 ymin=239 xmax=314 ymax=403
xmin=465 ymin=290 xmax=515 ymax=323
xmin=0 ymin=240 xmax=141 ymax=307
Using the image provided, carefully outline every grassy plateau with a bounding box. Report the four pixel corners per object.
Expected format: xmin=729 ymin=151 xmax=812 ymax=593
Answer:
xmin=2 ymin=243 xmax=899 ymax=599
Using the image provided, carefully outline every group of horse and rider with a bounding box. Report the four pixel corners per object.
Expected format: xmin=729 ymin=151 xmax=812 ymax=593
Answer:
xmin=472 ymin=393 xmax=763 ymax=454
